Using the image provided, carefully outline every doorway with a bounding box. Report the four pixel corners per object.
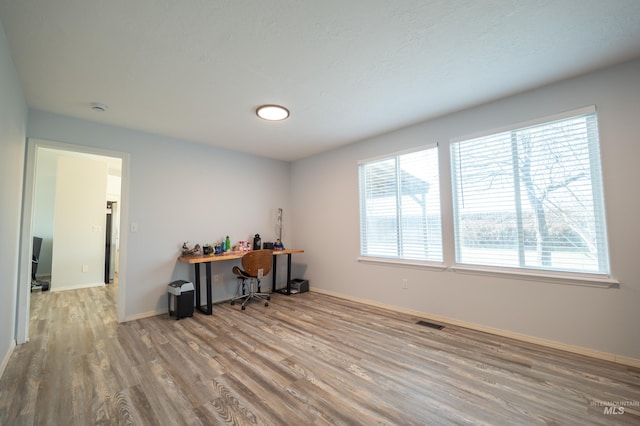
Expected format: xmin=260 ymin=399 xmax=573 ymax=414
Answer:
xmin=17 ymin=138 xmax=129 ymax=344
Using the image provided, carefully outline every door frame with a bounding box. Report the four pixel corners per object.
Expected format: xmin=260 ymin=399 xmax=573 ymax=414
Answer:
xmin=17 ymin=138 xmax=130 ymax=343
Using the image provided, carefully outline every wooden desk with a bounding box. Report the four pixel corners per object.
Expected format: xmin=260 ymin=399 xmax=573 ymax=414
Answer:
xmin=178 ymin=249 xmax=304 ymax=315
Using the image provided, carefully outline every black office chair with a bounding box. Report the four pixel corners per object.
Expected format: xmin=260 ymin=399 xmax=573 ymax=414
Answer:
xmin=31 ymin=236 xmax=50 ymax=292
xmin=230 ymin=249 xmax=273 ymax=310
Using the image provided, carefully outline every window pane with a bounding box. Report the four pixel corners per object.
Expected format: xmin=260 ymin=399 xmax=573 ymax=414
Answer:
xmin=360 ymin=146 xmax=442 ymax=262
xmin=451 ymin=111 xmax=609 ymax=275
xmin=360 ymin=158 xmax=398 ymax=257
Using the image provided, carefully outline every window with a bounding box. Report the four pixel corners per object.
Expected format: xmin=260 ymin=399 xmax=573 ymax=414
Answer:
xmin=359 ymin=145 xmax=442 ymax=262
xmin=450 ymin=107 xmax=610 ymax=276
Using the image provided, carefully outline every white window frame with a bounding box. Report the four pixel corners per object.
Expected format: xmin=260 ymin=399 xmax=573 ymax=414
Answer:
xmin=356 ymin=107 xmax=619 ymax=288
xmin=358 ymin=144 xmax=444 ymax=268
xmin=448 ymin=106 xmax=617 ymax=287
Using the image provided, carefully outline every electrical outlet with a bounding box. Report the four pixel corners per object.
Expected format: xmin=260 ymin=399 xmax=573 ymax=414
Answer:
xmin=82 ymin=264 xmax=89 ymax=273
xmin=213 ymin=274 xmax=221 ymax=283
xmin=402 ymin=278 xmax=408 ymax=289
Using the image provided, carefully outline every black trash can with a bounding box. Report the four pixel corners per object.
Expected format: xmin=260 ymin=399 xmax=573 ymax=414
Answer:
xmin=168 ymin=280 xmax=194 ymax=319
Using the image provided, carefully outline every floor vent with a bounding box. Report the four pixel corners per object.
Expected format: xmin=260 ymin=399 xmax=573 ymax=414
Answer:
xmin=416 ymin=320 xmax=444 ymax=330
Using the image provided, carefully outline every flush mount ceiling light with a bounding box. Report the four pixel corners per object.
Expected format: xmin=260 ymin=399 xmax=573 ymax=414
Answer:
xmin=90 ymin=102 xmax=108 ymax=112
xmin=256 ymin=104 xmax=289 ymax=121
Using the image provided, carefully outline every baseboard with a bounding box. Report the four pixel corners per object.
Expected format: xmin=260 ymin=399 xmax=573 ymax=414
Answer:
xmin=50 ymin=282 xmax=105 ymax=292
xmin=615 ymin=355 xmax=640 ymax=368
xmin=0 ymin=340 xmax=16 ymax=380
xmin=310 ymin=288 xmax=640 ymax=369
xmin=123 ymin=309 xmax=167 ymax=322
xmin=122 ymin=299 xmax=233 ymax=323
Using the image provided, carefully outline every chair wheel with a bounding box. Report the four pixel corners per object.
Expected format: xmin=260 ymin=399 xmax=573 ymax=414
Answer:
xmin=230 ymin=301 xmax=235 ymax=305
xmin=266 ymin=295 xmax=271 ymax=301
xmin=241 ymin=305 xmax=246 ymax=310
xmin=265 ymin=302 xmax=269 ymax=307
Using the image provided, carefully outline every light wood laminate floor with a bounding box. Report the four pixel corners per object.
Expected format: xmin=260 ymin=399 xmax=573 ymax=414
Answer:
xmin=1 ymin=284 xmax=639 ymax=425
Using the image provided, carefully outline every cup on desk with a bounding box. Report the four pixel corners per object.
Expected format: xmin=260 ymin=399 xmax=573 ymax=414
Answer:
xmin=214 ymin=245 xmax=221 ymax=254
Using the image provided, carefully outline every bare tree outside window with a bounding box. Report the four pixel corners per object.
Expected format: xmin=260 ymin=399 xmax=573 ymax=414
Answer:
xmin=451 ymin=110 xmax=609 ymax=275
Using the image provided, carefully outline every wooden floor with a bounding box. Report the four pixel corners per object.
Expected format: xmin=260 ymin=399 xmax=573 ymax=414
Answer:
xmin=1 ymin=285 xmax=639 ymax=425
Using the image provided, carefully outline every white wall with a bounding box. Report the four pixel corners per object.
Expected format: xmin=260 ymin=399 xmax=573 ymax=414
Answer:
xmin=291 ymin=58 xmax=640 ymax=364
xmin=0 ymin=21 xmax=27 ymax=374
xmin=33 ymin=149 xmax=123 ymax=281
xmin=33 ymin=148 xmax=57 ymax=278
xmin=51 ymin=156 xmax=107 ymax=290
xmin=27 ymin=112 xmax=292 ymax=319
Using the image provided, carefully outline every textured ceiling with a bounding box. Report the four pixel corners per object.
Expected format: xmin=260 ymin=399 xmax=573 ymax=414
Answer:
xmin=1 ymin=0 xmax=640 ymax=161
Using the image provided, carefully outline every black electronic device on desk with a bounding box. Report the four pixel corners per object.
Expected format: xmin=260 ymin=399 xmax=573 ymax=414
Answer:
xmin=253 ymin=234 xmax=261 ymax=250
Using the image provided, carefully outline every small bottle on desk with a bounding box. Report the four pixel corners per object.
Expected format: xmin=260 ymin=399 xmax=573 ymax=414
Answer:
xmin=225 ymin=236 xmax=231 ymax=252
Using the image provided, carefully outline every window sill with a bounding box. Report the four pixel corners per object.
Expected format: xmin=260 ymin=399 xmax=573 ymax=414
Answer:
xmin=357 ymin=257 xmax=619 ymax=288
xmin=357 ymin=256 xmax=447 ymax=271
xmin=449 ymin=265 xmax=619 ymax=288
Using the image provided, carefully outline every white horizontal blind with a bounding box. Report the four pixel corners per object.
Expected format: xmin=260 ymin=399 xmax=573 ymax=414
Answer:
xmin=450 ymin=110 xmax=609 ymax=275
xmin=359 ymin=146 xmax=442 ymax=262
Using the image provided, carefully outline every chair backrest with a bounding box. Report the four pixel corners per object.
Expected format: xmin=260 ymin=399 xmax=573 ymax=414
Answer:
xmin=33 ymin=236 xmax=43 ymax=261
xmin=241 ymin=249 xmax=273 ymax=278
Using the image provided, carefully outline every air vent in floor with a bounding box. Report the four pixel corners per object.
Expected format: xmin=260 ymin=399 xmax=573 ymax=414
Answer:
xmin=416 ymin=320 xmax=444 ymax=330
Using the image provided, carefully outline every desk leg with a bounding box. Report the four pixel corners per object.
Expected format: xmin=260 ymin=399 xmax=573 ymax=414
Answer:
xmin=194 ymin=264 xmax=201 ymax=309
xmin=275 ymin=254 xmax=294 ymax=295
xmin=205 ymin=262 xmax=212 ymax=314
xmin=194 ymin=262 xmax=213 ymax=315
xmin=286 ymin=253 xmax=293 ymax=294
xmin=272 ymin=255 xmax=277 ymax=293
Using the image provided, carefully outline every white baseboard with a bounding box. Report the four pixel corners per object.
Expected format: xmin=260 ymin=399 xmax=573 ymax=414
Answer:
xmin=123 ymin=309 xmax=167 ymax=322
xmin=0 ymin=340 xmax=16 ymax=379
xmin=615 ymin=355 xmax=640 ymax=368
xmin=310 ymin=288 xmax=640 ymax=369
xmin=50 ymin=282 xmax=105 ymax=292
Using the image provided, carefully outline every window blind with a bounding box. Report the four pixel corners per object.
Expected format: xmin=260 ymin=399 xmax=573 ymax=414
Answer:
xmin=450 ymin=108 xmax=610 ymax=275
xmin=359 ymin=146 xmax=442 ymax=262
